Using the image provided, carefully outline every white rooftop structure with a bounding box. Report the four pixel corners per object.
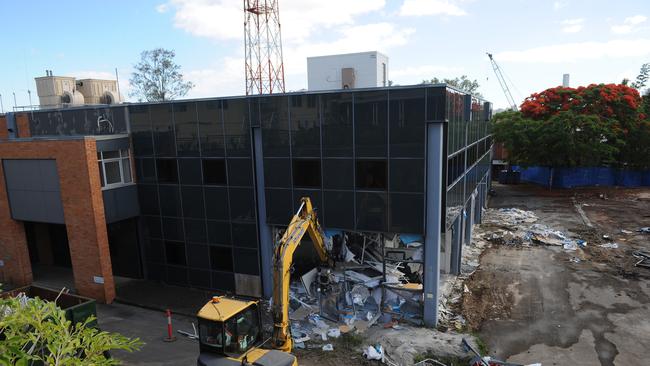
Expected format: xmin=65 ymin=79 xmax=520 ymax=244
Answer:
xmin=307 ymin=51 xmax=389 ymax=91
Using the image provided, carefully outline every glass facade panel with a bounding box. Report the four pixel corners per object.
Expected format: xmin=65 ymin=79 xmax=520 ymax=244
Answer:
xmin=181 ymin=186 xmax=205 ymax=219
xmin=130 ymin=105 xmax=153 ymax=156
xmin=322 ymin=93 xmax=353 ymax=157
xmin=228 ymin=158 xmax=254 ymax=187
xmin=390 ymin=193 xmax=424 ymax=234
xmin=292 ymin=159 xmax=321 ymax=188
xmin=234 ymin=248 xmax=260 ymax=275
xmin=322 ymin=159 xmax=353 ymax=190
xmin=390 ymin=159 xmax=424 ymax=193
xmin=290 ymin=95 xmax=320 ymax=157
xmin=389 ymin=89 xmax=426 ymax=158
xmin=260 ymin=96 xmax=290 ymax=157
xmin=204 ymin=187 xmax=230 ymax=220
xmin=229 ymin=188 xmax=256 ymax=221
xmin=356 ymin=192 xmax=387 ymax=232
xmin=323 ymin=191 xmax=354 ymax=229
xmin=178 ymin=159 xmax=202 ymax=185
xmin=197 ymin=100 xmax=225 ymax=157
xmin=355 ymin=91 xmax=387 ymax=157
xmin=356 ymin=160 xmax=387 ymax=190
xmin=187 ymin=245 xmax=210 ymax=269
xmin=174 ymin=102 xmax=199 ymax=156
xmin=151 ymin=104 xmax=176 ymax=157
xmin=158 ymin=185 xmax=182 ymax=217
xmin=263 ymin=158 xmax=291 ymax=188
xmin=265 ymin=189 xmax=292 ymax=225
xmin=222 ymin=99 xmax=251 ymax=157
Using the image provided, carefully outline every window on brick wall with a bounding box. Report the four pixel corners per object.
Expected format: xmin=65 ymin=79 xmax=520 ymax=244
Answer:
xmin=97 ymin=149 xmax=133 ymax=189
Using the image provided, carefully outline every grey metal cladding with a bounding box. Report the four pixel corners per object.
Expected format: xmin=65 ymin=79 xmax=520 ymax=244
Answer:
xmin=102 ymin=185 xmax=140 ymax=223
xmin=2 ymin=159 xmax=65 ymax=224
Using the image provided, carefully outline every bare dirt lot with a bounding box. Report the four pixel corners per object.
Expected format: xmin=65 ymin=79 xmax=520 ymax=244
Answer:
xmin=464 ymin=183 xmax=650 ymax=366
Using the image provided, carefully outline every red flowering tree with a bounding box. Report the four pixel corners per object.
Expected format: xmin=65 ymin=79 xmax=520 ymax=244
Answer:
xmin=497 ymin=83 xmax=650 ymax=169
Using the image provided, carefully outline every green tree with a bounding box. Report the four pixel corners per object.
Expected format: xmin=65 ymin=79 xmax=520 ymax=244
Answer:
xmin=129 ymin=48 xmax=194 ymax=102
xmin=631 ymin=63 xmax=650 ymax=91
xmin=424 ymin=75 xmax=482 ymax=97
xmin=0 ymin=295 xmax=142 ymax=365
xmin=493 ymin=110 xmax=617 ymax=168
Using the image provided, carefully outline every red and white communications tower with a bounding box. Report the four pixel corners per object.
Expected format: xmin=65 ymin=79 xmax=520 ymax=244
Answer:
xmin=244 ymin=0 xmax=286 ymax=95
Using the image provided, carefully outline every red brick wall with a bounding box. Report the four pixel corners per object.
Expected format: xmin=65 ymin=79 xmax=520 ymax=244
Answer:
xmin=0 ymin=138 xmax=115 ymax=303
xmin=16 ymin=114 xmax=31 ymax=138
xmin=0 ymin=115 xmax=7 ymax=140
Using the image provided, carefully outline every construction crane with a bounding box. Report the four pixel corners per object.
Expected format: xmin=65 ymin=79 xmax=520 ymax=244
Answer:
xmin=487 ymin=52 xmax=518 ymax=110
xmin=196 ymin=197 xmax=331 ymax=366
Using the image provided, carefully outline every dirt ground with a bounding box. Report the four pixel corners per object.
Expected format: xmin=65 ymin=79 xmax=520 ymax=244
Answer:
xmin=462 ymin=183 xmax=650 ymax=366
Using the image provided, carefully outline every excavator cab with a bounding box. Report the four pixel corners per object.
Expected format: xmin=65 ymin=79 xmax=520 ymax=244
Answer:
xmin=196 ymin=296 xmax=297 ymax=366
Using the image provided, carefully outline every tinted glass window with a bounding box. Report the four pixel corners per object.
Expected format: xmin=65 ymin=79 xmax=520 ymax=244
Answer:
xmin=166 ymin=266 xmax=188 ymax=286
xmin=390 ymin=193 xmax=424 ymax=234
xmin=204 ymin=187 xmax=229 ymax=220
xmin=355 ymin=91 xmax=387 ymax=157
xmin=197 ymin=100 xmax=225 ymax=157
xmin=356 ymin=192 xmax=387 ymax=231
xmin=156 ymin=159 xmax=178 ymax=183
xmin=178 ymin=158 xmax=203 ymax=185
xmin=290 ymin=95 xmax=320 ymax=157
xmin=292 ymin=159 xmax=321 ymax=188
xmin=186 ymin=245 xmax=209 ymax=270
xmin=233 ymin=248 xmax=259 ymax=275
xmin=322 ymin=159 xmax=353 ymax=190
xmin=263 ymin=158 xmax=291 ymax=188
xmin=207 ymin=220 xmax=231 ymax=246
xmin=162 ymin=217 xmax=184 ymax=241
xmin=390 ymin=159 xmax=424 ymax=193
xmin=158 ymin=185 xmax=182 ymax=217
xmin=184 ymin=218 xmax=208 ymax=243
xmin=323 ymin=191 xmax=354 ymax=229
xmin=189 ymin=269 xmax=212 ymax=288
xmin=145 ymin=216 xmax=162 ymax=238
xmin=210 ymin=246 xmax=233 ymax=272
xmin=174 ymin=102 xmax=199 ymax=156
xmin=389 ymin=89 xmax=426 ymax=158
xmin=426 ymin=87 xmax=446 ymax=121
xmin=231 ymin=223 xmax=258 ymax=248
xmin=203 ymin=159 xmax=227 ymax=185
xmin=129 ymin=105 xmax=153 ymax=156
xmin=265 ymin=189 xmax=293 ymax=225
xmin=222 ymin=99 xmax=251 ymax=157
xmin=227 ymin=158 xmax=253 ymax=187
xmin=322 ymin=93 xmax=353 ymax=157
xmin=260 ymin=96 xmax=290 ymax=157
xmin=356 ymin=160 xmax=387 ymax=190
xmin=138 ymin=185 xmax=160 ymax=215
xmin=165 ymin=241 xmax=186 ymax=265
xmin=212 ymin=271 xmax=235 ymax=292
xmin=229 ymin=188 xmax=256 ymax=222
xmin=181 ymin=186 xmax=205 ymax=219
xmin=145 ymin=239 xmax=165 ymax=263
xmin=150 ymin=104 xmax=176 ymax=156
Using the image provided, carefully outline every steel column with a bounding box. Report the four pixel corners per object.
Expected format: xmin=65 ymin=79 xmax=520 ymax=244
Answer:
xmin=423 ymin=122 xmax=444 ymax=327
xmin=253 ymin=127 xmax=273 ymax=297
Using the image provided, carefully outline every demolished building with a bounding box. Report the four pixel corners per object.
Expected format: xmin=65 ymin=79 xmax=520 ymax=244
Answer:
xmin=0 ymin=84 xmax=492 ymax=326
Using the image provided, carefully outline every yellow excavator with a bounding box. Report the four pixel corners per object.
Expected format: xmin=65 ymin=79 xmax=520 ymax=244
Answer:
xmin=196 ymin=197 xmax=332 ymax=366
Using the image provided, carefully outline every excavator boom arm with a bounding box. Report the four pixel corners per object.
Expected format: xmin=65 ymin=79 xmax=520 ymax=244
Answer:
xmin=271 ymin=197 xmax=330 ymax=352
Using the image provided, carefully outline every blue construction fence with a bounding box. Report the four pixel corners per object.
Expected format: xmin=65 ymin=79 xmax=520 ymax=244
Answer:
xmin=509 ymin=166 xmax=650 ymax=188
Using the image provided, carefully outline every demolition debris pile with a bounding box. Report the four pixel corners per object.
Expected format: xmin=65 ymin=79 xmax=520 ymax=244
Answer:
xmin=281 ymin=230 xmax=432 ymax=359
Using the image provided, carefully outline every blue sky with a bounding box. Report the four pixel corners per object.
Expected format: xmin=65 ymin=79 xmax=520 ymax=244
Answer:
xmin=1 ymin=0 xmax=649 ymax=110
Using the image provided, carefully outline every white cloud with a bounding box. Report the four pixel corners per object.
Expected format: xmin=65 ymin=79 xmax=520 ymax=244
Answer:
xmin=165 ymin=0 xmax=386 ymax=43
xmin=185 ymin=57 xmax=244 ymax=98
xmin=561 ymin=18 xmax=584 ymax=33
xmin=399 ymin=0 xmax=466 ymax=17
xmin=283 ymin=22 xmax=414 ymax=80
xmin=73 ymin=71 xmax=116 ymax=80
xmin=496 ymin=38 xmax=650 ymax=63
xmin=553 ymin=1 xmax=567 ymax=11
xmin=391 ymin=64 xmax=463 ymax=79
xmin=156 ymin=3 xmax=168 ymax=13
xmin=611 ymin=14 xmax=647 ymax=34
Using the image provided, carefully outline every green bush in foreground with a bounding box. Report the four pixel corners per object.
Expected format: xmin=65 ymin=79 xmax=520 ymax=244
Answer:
xmin=0 ymin=295 xmax=142 ymax=365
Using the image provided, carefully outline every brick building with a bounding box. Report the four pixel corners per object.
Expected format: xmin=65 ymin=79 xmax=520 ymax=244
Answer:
xmin=0 ymin=85 xmax=492 ymax=325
